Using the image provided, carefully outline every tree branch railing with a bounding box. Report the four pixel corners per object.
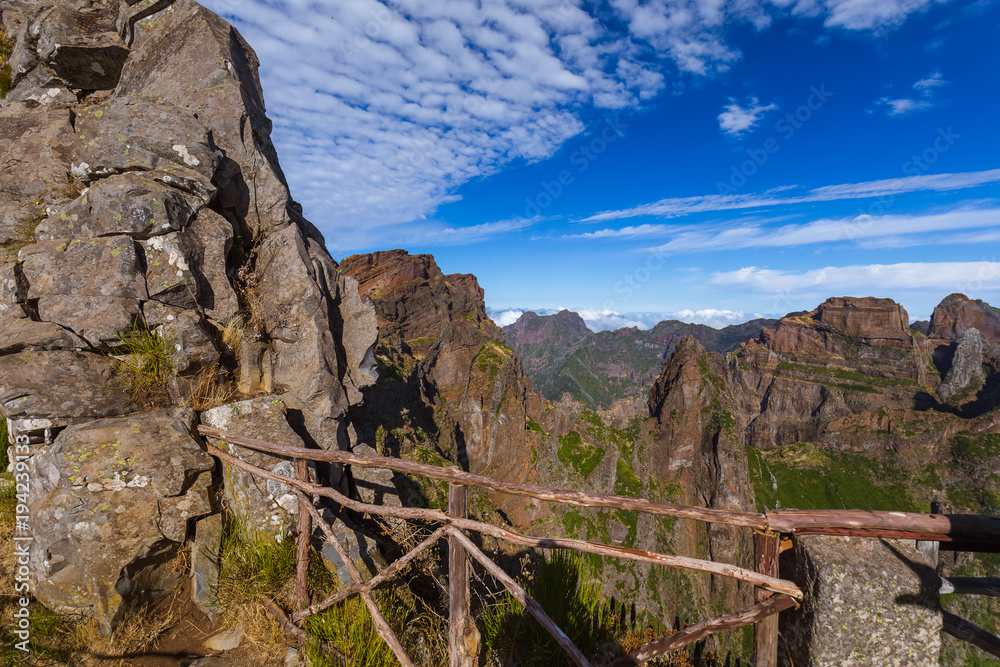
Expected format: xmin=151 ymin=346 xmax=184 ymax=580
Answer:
xmin=198 ymin=425 xmax=1000 ymax=665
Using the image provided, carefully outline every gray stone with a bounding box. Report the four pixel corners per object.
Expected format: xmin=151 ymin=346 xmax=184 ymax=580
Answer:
xmin=75 ymin=98 xmax=220 ymax=186
xmin=338 ymin=273 xmax=379 ymax=405
xmin=36 ymin=294 xmax=140 ymax=348
xmin=21 ymin=236 xmax=147 ymax=302
xmin=36 ymin=173 xmax=200 ymax=241
xmin=0 ymin=350 xmax=129 ymax=420
xmin=20 ymin=237 xmax=146 ymax=346
xmin=201 ymin=396 xmax=308 ymax=540
xmin=191 ymin=513 xmax=223 ymax=617
xmin=779 ymin=536 xmax=942 ymax=666
xmin=0 ymin=103 xmax=78 ymax=218
xmin=177 ymin=209 xmax=239 ymax=325
xmin=284 ymin=647 xmax=305 ymax=667
xmin=184 ymin=658 xmax=230 ymax=667
xmin=350 ymin=444 xmax=400 ymax=509
xmin=938 ymin=327 xmax=985 ymax=401
xmin=28 ymin=409 xmax=214 ymax=632
xmin=142 ymin=233 xmax=199 ymax=309
xmin=115 ymin=0 xmax=295 ymax=240
xmin=258 ymin=227 xmax=350 ymax=450
xmin=0 ymin=318 xmax=88 ymax=354
xmin=35 ymin=4 xmax=129 ymax=90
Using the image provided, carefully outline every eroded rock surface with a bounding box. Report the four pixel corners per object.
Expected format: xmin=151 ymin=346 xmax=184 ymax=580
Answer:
xmin=28 ymin=409 xmax=213 ymax=631
xmin=779 ymin=536 xmax=942 ymax=666
xmin=0 ymin=0 xmax=377 ymax=630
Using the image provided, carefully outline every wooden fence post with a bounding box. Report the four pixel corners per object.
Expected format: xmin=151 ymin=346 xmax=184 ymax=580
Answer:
xmin=294 ymin=457 xmax=311 ymax=610
xmin=753 ymin=532 xmax=781 ymax=667
xmin=449 ymin=484 xmax=477 ymax=667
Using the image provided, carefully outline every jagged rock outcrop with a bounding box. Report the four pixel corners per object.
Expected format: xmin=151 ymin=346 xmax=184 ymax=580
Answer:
xmin=0 ymin=0 xmax=377 ymax=629
xmin=341 ymin=250 xmax=531 ymax=480
xmin=938 ymin=328 xmax=985 ymax=401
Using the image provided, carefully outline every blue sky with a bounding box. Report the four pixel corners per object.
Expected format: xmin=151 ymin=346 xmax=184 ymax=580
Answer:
xmin=204 ymin=0 xmax=1000 ymax=330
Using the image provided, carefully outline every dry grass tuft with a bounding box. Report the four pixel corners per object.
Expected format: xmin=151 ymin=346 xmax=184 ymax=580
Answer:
xmin=190 ymin=363 xmax=237 ymax=411
xmin=219 ymin=315 xmax=245 ymax=356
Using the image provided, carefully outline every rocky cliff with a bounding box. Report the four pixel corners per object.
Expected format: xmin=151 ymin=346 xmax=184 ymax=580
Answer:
xmin=0 ymin=0 xmax=377 ymax=632
xmin=647 ymin=294 xmax=1000 ymax=663
xmin=505 ymin=310 xmax=776 ymax=416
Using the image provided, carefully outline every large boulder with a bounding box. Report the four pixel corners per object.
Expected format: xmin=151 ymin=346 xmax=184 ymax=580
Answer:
xmin=779 ymin=536 xmax=942 ymax=666
xmin=28 ymin=409 xmax=214 ymax=632
xmin=0 ymin=350 xmax=128 ymax=421
xmin=74 ymin=98 xmax=220 ymax=193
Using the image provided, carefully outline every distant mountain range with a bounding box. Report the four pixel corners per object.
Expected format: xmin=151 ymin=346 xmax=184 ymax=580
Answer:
xmin=503 ymin=309 xmax=778 ymax=412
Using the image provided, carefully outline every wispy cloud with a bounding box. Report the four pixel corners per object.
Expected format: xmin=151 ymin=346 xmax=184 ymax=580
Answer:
xmin=718 ymin=97 xmax=778 ymax=136
xmin=711 ymin=261 xmax=1000 ymax=293
xmin=578 ymin=168 xmax=1000 ymax=223
xmin=203 ymin=0 xmax=949 ymax=249
xmin=876 ymin=70 xmax=947 ymax=116
xmin=644 ymin=206 xmax=1000 ymax=253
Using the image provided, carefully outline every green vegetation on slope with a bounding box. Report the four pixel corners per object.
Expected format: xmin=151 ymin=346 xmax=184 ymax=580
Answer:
xmin=557 ymin=430 xmax=605 ymax=480
xmin=746 ymin=442 xmax=923 ymax=513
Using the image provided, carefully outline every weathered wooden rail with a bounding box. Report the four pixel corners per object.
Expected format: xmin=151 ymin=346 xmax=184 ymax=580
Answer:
xmin=198 ymin=425 xmax=1000 ymax=666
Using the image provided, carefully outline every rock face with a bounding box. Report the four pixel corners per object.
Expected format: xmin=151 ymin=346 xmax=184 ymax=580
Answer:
xmin=938 ymin=328 xmax=984 ymax=401
xmin=779 ymin=537 xmax=942 ymax=666
xmin=201 ymin=396 xmax=310 ymax=540
xmin=646 ymin=293 xmax=1000 ymax=664
xmin=505 ymin=310 xmax=775 ymax=414
xmin=0 ymin=0 xmax=377 ymax=629
xmin=28 ymin=409 xmax=213 ymax=631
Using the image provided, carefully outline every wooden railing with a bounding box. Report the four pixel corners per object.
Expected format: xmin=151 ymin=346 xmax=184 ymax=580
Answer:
xmin=198 ymin=426 xmax=1000 ymax=666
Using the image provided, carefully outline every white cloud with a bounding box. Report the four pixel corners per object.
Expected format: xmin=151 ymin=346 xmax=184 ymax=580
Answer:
xmin=646 ymin=205 xmax=1000 ymax=253
xmin=490 ymin=309 xmax=527 ymax=327
xmin=578 ymin=168 xmax=1000 ymax=223
xmin=718 ymin=97 xmax=778 ymax=136
xmin=914 ymin=71 xmax=946 ymax=91
xmin=878 ymin=97 xmax=932 ymax=115
xmin=487 ymin=306 xmax=759 ymax=331
xmin=202 ymin=0 xmax=949 ymax=250
xmin=876 ymin=70 xmax=947 ymax=116
xmin=711 ymin=261 xmax=1000 ymax=293
xmin=668 ymin=308 xmax=756 ymax=327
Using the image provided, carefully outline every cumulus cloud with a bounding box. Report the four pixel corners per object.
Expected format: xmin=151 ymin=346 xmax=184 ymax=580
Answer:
xmin=489 ymin=309 xmax=529 ymax=327
xmin=718 ymin=97 xmax=778 ymax=136
xmin=668 ymin=308 xmax=758 ymax=327
xmin=202 ymin=0 xmax=949 ymax=250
